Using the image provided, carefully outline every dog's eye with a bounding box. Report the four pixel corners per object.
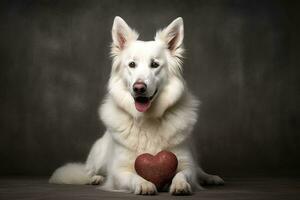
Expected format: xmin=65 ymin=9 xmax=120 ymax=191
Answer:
xmin=128 ymin=61 xmax=136 ymax=68
xmin=150 ymin=61 xmax=159 ymax=68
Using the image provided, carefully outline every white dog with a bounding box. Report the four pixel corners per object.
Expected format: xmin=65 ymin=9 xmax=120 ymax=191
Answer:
xmin=49 ymin=16 xmax=224 ymax=195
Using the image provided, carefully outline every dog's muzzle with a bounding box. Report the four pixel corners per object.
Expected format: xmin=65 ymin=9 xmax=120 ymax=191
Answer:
xmin=133 ymin=86 xmax=158 ymax=113
xmin=133 ymin=82 xmax=147 ymax=95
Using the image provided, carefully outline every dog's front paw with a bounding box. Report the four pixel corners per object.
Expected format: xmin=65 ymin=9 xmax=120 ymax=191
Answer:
xmin=134 ymin=180 xmax=157 ymax=195
xmin=90 ymin=175 xmax=104 ymax=185
xmin=169 ymin=178 xmax=192 ymax=195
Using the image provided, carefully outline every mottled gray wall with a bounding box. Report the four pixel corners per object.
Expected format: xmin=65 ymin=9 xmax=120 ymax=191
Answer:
xmin=0 ymin=0 xmax=299 ymax=176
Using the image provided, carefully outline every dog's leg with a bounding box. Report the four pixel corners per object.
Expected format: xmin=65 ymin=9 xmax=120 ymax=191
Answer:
xmin=169 ymin=168 xmax=197 ymax=195
xmin=113 ymin=171 xmax=157 ymax=195
xmin=197 ymin=167 xmax=225 ymax=185
xmin=169 ymin=149 xmax=200 ymax=195
xmin=85 ymin=132 xmax=112 ymax=185
xmin=169 ymin=168 xmax=193 ymax=195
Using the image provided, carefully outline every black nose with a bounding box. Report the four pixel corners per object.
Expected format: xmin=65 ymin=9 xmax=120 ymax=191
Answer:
xmin=133 ymin=82 xmax=147 ymax=94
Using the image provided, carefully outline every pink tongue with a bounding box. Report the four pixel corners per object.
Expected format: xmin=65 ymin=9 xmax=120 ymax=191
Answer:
xmin=135 ymin=101 xmax=151 ymax=112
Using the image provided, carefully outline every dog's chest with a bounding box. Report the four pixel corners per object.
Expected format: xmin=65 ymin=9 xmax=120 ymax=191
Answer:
xmin=111 ymin=118 xmax=184 ymax=154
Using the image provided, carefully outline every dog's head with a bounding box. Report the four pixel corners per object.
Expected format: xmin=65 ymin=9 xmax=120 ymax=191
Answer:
xmin=109 ymin=16 xmax=185 ymax=116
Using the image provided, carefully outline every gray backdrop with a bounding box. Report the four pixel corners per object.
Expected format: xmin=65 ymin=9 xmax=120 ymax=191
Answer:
xmin=0 ymin=0 xmax=299 ymax=176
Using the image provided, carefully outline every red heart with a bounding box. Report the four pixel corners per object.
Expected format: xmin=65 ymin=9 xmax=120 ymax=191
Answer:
xmin=134 ymin=150 xmax=178 ymax=190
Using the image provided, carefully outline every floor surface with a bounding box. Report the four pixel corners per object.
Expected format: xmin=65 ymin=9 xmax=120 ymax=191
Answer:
xmin=0 ymin=177 xmax=299 ymax=200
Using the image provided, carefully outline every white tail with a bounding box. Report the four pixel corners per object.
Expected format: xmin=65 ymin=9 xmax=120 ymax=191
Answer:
xmin=49 ymin=163 xmax=91 ymax=185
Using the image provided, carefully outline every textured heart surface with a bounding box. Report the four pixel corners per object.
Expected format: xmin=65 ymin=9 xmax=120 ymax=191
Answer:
xmin=134 ymin=150 xmax=178 ymax=190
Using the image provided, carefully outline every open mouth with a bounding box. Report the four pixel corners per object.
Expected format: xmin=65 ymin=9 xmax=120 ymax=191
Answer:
xmin=134 ymin=89 xmax=157 ymax=112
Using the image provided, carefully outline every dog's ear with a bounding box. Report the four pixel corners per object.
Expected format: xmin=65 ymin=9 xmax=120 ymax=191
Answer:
xmin=155 ymin=17 xmax=184 ymax=53
xmin=111 ymin=16 xmax=138 ymax=52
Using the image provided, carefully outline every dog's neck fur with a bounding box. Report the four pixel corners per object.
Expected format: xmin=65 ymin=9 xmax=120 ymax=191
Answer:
xmin=99 ymin=75 xmax=199 ymax=154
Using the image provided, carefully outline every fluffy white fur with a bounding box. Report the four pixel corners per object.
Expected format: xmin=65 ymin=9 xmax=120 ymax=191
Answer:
xmin=49 ymin=16 xmax=224 ymax=195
